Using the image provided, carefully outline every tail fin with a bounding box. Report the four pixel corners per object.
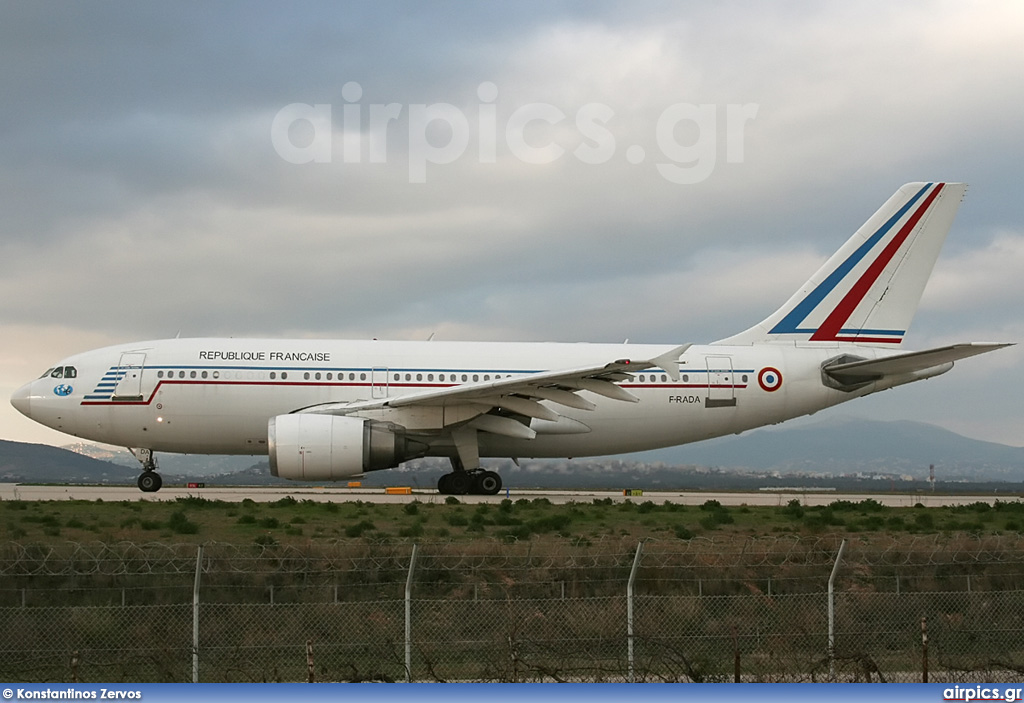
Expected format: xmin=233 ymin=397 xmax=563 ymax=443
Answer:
xmin=717 ymin=182 xmax=967 ymax=346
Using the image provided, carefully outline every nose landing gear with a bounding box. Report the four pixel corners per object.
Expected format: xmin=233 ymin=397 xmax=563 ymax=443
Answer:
xmin=129 ymin=448 xmax=163 ymax=493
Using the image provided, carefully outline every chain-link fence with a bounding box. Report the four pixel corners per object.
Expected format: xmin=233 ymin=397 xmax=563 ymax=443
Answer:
xmin=2 ymin=535 xmax=1024 ymax=682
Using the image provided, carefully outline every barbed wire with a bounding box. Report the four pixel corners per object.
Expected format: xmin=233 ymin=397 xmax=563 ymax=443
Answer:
xmin=2 ymin=534 xmax=1024 ymax=579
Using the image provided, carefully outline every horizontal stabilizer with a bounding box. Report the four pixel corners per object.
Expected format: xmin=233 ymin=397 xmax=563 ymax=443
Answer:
xmin=824 ymin=343 xmax=1012 ymax=383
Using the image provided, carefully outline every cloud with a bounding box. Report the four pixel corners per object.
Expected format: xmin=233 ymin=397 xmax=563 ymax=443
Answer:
xmin=0 ymin=2 xmax=1021 ymax=447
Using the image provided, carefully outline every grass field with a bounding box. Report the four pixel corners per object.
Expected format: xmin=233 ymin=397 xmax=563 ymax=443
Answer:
xmin=4 ymin=494 xmax=1024 ymax=682
xmin=2 ymin=493 xmax=1023 ymax=546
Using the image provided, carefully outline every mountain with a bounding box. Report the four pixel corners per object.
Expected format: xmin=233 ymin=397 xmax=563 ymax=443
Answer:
xmin=636 ymin=417 xmax=1024 ymax=481
xmin=61 ymin=442 xmax=258 ymax=476
xmin=0 ymin=439 xmax=138 ymax=484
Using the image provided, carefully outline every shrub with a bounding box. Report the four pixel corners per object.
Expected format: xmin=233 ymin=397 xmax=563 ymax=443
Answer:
xmin=674 ymin=525 xmax=694 ymax=539
xmin=168 ymin=511 xmax=199 ymax=535
xmin=344 ymin=520 xmax=375 ymax=538
xmin=399 ymin=521 xmax=424 ymax=538
xmin=914 ymin=512 xmax=935 ymax=530
xmin=446 ymin=512 xmax=469 ymax=527
xmin=784 ymin=499 xmax=804 ymax=519
xmin=527 ymin=514 xmax=571 ymax=534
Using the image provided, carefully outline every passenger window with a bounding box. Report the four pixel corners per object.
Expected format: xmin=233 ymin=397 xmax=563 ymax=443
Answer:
xmin=326 ymin=373 xmax=332 ymax=380
xmin=202 ymin=371 xmax=208 ymax=379
xmin=157 ymin=371 xmax=164 ymax=379
xmin=50 ymin=368 xmax=64 ymax=379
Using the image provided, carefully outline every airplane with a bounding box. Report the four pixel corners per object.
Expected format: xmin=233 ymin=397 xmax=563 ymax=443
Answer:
xmin=10 ymin=182 xmax=1011 ymax=495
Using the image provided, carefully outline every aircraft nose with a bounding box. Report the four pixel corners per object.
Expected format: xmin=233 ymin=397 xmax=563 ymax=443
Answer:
xmin=10 ymin=383 xmax=32 ymax=418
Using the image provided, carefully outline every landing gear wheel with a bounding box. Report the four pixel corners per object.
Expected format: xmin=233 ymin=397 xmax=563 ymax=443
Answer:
xmin=448 ymin=471 xmax=472 ymax=495
xmin=138 ymin=471 xmax=162 ymax=493
xmin=437 ymin=473 xmax=453 ymax=494
xmin=474 ymin=470 xmax=502 ymax=496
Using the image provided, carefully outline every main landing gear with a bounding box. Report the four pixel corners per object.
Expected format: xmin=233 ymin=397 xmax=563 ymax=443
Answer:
xmin=437 ymin=468 xmax=502 ymax=496
xmin=130 ymin=448 xmax=163 ymax=493
xmin=436 ymin=426 xmax=503 ymax=496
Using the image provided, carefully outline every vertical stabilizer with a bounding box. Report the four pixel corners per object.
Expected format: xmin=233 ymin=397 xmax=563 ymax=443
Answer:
xmin=717 ymin=182 xmax=967 ymax=346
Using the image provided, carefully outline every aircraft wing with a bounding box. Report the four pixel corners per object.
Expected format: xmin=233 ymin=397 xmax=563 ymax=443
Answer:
xmin=298 ymin=344 xmax=690 ymax=435
xmin=823 ymin=343 xmax=1012 ymax=383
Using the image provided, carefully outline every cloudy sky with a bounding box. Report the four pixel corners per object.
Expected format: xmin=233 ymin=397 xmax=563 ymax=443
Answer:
xmin=1 ymin=1 xmax=1021 ymax=451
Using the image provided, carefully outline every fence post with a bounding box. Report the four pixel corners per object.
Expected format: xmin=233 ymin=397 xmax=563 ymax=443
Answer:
xmin=732 ymin=625 xmax=740 ymax=682
xmin=307 ymin=639 xmax=315 ymax=683
xmin=405 ymin=543 xmax=419 ymax=683
xmin=193 ymin=544 xmax=203 ymax=684
xmin=828 ymin=539 xmax=847 ymax=680
xmin=627 ymin=540 xmax=644 ymax=683
xmin=921 ymin=615 xmax=928 ymax=683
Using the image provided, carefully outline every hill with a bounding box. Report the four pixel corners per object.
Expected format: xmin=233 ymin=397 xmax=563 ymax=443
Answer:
xmin=642 ymin=416 xmax=1024 ymax=481
xmin=0 ymin=439 xmax=138 ymax=484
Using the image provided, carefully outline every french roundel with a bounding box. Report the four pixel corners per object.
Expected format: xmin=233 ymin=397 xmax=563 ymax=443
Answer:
xmin=758 ymin=367 xmax=782 ymax=392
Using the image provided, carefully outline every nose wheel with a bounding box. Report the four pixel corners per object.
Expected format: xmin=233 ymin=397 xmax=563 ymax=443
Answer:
xmin=138 ymin=470 xmax=163 ymax=493
xmin=129 ymin=448 xmax=163 ymax=493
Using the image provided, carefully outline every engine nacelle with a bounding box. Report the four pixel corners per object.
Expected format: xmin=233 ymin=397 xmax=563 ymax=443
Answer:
xmin=268 ymin=414 xmax=426 ymax=481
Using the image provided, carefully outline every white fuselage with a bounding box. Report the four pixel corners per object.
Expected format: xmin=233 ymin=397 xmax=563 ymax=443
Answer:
xmin=12 ymin=337 xmax=870 ymax=460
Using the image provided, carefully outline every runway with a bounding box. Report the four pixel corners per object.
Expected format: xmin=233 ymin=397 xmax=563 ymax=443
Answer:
xmin=0 ymin=482 xmax=1018 ymax=507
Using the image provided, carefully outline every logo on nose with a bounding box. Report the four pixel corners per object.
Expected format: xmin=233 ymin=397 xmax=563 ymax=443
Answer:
xmin=54 ymin=384 xmax=74 ymax=397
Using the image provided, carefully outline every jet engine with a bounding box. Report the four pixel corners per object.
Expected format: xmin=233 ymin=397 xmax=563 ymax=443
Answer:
xmin=268 ymin=414 xmax=426 ymax=481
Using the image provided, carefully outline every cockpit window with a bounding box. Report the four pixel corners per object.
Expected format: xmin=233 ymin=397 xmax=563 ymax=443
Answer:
xmin=42 ymin=366 xmax=77 ymax=379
